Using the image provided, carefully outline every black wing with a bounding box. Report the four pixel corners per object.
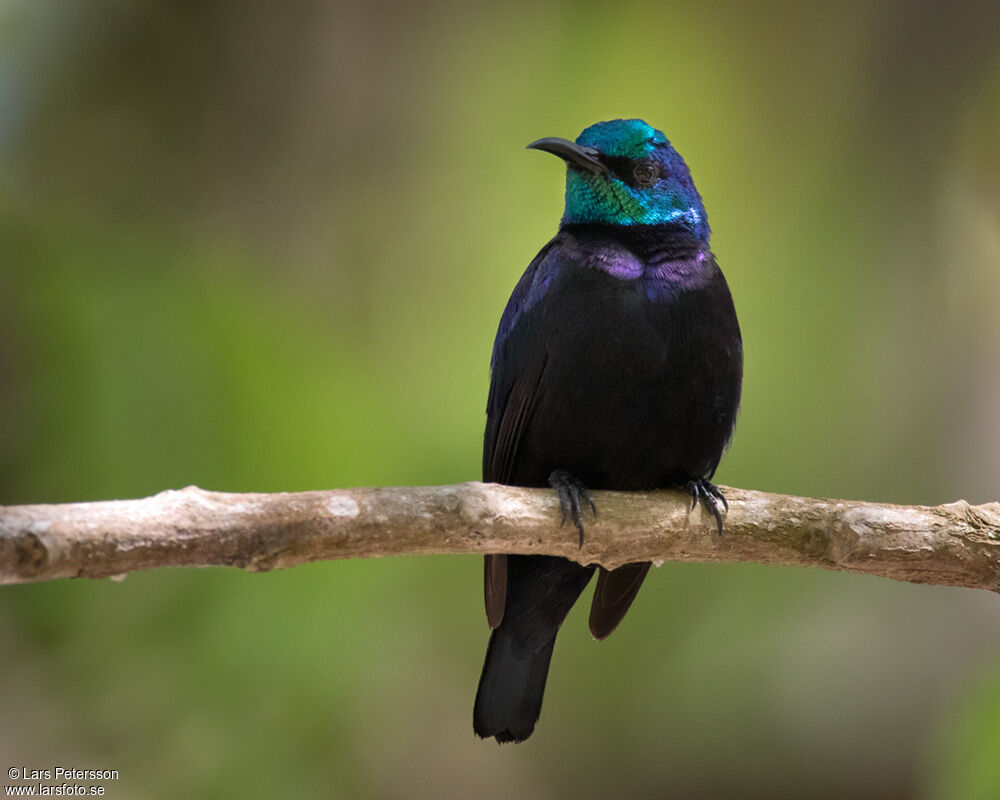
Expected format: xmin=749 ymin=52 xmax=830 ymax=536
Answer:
xmin=482 ymin=238 xmax=562 ymax=627
xmin=589 ymin=563 xmax=652 ymax=640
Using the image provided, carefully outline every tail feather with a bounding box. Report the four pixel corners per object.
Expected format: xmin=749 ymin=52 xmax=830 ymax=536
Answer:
xmin=473 ymin=625 xmax=556 ymax=744
xmin=473 ymin=555 xmax=596 ymax=743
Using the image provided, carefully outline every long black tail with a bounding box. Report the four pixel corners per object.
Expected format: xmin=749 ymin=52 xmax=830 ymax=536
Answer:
xmin=473 ymin=555 xmax=595 ymax=743
xmin=473 ymin=624 xmax=556 ymax=743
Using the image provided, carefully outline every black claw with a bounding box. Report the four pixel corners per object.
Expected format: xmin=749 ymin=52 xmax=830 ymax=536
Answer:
xmin=549 ymin=469 xmax=595 ymax=547
xmin=706 ymin=482 xmax=729 ymax=513
xmin=686 ymin=483 xmax=699 ymax=511
xmin=686 ymin=478 xmax=728 ymax=535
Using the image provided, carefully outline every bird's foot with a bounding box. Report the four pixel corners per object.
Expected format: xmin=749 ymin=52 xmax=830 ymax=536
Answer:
xmin=685 ymin=478 xmax=728 ymax=535
xmin=548 ymin=469 xmax=596 ymax=547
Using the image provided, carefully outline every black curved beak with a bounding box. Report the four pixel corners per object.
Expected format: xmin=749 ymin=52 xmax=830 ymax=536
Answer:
xmin=527 ymin=137 xmax=609 ymax=176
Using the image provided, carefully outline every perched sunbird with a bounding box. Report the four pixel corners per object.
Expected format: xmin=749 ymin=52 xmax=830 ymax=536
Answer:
xmin=474 ymin=119 xmax=743 ymax=743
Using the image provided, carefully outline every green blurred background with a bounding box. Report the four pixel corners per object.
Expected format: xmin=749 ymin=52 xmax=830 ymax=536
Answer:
xmin=2 ymin=1 xmax=999 ymax=797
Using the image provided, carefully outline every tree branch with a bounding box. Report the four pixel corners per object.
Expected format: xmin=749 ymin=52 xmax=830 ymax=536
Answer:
xmin=1 ymin=484 xmax=999 ymax=591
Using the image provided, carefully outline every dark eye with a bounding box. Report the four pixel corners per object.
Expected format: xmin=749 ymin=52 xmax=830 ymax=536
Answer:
xmin=632 ymin=160 xmax=659 ymax=187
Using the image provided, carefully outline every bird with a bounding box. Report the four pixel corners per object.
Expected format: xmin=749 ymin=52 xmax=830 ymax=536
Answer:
xmin=472 ymin=119 xmax=743 ymax=744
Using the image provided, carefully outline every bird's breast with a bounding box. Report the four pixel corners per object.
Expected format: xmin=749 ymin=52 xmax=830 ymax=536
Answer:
xmin=569 ymin=236 xmax=716 ymax=302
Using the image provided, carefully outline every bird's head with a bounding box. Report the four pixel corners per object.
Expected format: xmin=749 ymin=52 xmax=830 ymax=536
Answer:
xmin=529 ymin=119 xmax=709 ymax=241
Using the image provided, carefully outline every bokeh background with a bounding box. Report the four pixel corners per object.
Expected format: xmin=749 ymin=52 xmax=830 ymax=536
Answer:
xmin=2 ymin=1 xmax=999 ymax=798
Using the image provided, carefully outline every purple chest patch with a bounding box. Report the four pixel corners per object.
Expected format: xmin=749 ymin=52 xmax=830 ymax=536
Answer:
xmin=575 ymin=239 xmax=715 ymax=302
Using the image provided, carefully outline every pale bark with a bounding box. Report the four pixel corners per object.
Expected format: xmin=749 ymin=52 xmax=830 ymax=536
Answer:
xmin=2 ymin=484 xmax=999 ymax=591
